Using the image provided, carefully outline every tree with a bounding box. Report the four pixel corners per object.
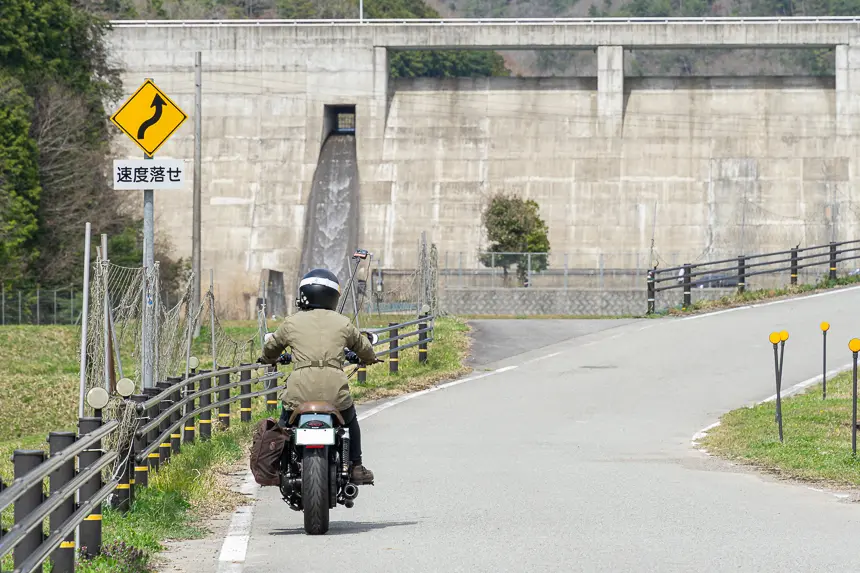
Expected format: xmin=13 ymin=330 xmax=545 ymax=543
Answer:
xmin=0 ymin=73 xmax=41 ymax=286
xmin=479 ymin=193 xmax=550 ymax=285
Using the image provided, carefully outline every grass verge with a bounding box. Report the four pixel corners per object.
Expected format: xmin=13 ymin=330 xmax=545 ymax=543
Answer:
xmin=1 ymin=314 xmax=471 ymax=571
xmin=661 ymin=274 xmax=860 ymax=317
xmin=699 ymin=370 xmax=860 ymax=488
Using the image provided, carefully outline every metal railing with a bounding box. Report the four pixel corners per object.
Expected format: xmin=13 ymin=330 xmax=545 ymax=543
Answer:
xmin=0 ymin=315 xmax=435 ymax=572
xmin=646 ymin=240 xmax=860 ymax=313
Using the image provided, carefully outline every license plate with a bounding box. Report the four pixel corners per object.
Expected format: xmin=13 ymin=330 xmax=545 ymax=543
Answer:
xmin=295 ymin=428 xmax=335 ymax=446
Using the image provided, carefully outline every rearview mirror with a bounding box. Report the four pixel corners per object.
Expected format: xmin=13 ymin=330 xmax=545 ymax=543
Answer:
xmin=364 ymin=331 xmax=379 ymax=346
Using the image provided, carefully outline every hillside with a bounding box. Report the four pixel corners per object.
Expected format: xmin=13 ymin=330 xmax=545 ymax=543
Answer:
xmin=103 ymin=0 xmax=841 ymax=77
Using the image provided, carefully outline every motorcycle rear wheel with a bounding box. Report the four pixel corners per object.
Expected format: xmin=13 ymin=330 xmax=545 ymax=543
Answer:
xmin=302 ymin=448 xmax=330 ymax=534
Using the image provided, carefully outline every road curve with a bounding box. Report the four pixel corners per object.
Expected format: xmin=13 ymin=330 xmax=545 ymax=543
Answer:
xmin=238 ymin=288 xmax=860 ymax=572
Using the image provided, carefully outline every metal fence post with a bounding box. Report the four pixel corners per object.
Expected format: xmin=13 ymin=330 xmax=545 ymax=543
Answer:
xmin=528 ymin=253 xmax=533 ymax=288
xmin=646 ymin=269 xmax=656 ymax=314
xmin=184 ymin=371 xmax=198 ymax=445
xmin=682 ymin=264 xmax=692 ymax=309
xmin=738 ymin=256 xmax=746 ymax=294
xmin=18 ymin=290 xmax=22 ymax=324
xmin=240 ymin=365 xmax=252 ymax=423
xmin=131 ymin=394 xmax=148 ymax=494
xmin=143 ymin=388 xmax=161 ymax=472
xmin=12 ymin=450 xmax=47 ymax=569
xmin=564 ymin=253 xmax=569 ymax=290
xmin=166 ymin=376 xmax=183 ymax=455
xmin=790 ymin=247 xmax=798 ymax=286
xmin=48 ymin=431 xmax=77 ymax=573
xmin=156 ymin=382 xmax=173 ymax=465
xmin=266 ymin=364 xmax=278 ymax=412
xmin=78 ymin=416 xmax=103 ymax=558
xmin=829 ymin=241 xmax=837 ymax=280
xmin=70 ymin=289 xmax=74 ymax=324
xmin=198 ymin=370 xmax=212 ymax=440
xmin=389 ymin=323 xmax=399 ymax=374
xmin=53 ymin=290 xmax=57 ymax=325
xmin=36 ymin=286 xmax=40 ymax=325
xmin=418 ymin=315 xmax=429 ymax=364
xmin=114 ymin=442 xmax=132 ymax=514
xmin=218 ymin=366 xmax=230 ymax=429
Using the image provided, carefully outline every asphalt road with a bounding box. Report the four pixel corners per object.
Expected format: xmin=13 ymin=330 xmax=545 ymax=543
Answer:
xmin=233 ymin=289 xmax=860 ymax=572
xmin=465 ymin=318 xmax=640 ymax=367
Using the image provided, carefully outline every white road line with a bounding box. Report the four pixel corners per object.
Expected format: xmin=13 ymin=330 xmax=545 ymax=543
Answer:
xmin=216 ymin=469 xmax=259 ymax=573
xmin=680 ymin=285 xmax=860 ymax=321
xmin=214 ymin=363 xmax=518 ymax=572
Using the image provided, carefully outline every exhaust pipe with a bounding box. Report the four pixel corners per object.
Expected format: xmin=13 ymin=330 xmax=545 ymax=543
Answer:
xmin=343 ymin=483 xmax=359 ymax=500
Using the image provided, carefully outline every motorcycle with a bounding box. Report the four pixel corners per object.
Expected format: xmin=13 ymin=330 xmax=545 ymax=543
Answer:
xmin=275 ymin=332 xmax=379 ymax=535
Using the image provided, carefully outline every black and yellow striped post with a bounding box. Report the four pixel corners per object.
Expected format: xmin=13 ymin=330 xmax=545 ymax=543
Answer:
xmin=156 ymin=382 xmax=173 ymax=466
xmin=357 ymin=364 xmax=367 ymax=383
xmin=239 ymin=365 xmax=252 ymax=423
xmin=78 ymin=417 xmax=104 ymax=558
xmin=830 ymin=241 xmax=838 ymax=280
xmin=389 ymin=323 xmax=399 ymax=374
xmin=167 ymin=376 xmax=182 ymax=455
xmin=12 ymin=449 xmax=46 ymax=569
xmin=143 ymin=387 xmax=161 ymax=472
xmin=790 ymin=247 xmax=799 ymax=286
xmin=131 ymin=394 xmax=148 ymax=494
xmin=48 ymin=431 xmax=76 ymax=572
xmin=682 ymin=264 xmax=692 ymax=309
xmin=218 ymin=366 xmax=231 ymax=430
xmin=199 ymin=370 xmax=212 ymax=440
xmin=737 ymin=256 xmax=746 ymax=294
xmin=183 ymin=371 xmax=198 ymax=445
xmin=266 ymin=364 xmax=279 ymax=412
xmin=418 ymin=315 xmax=429 ymax=364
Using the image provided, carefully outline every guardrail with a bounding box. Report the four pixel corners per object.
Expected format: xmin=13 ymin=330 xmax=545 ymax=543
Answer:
xmin=646 ymin=240 xmax=860 ymax=313
xmin=0 ymin=314 xmax=435 ymax=572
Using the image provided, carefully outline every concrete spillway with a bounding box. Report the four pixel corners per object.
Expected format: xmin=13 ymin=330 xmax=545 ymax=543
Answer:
xmin=299 ymin=133 xmax=360 ymax=289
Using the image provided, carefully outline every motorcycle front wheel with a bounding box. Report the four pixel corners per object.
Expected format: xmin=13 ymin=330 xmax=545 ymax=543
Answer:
xmin=302 ymin=448 xmax=330 ymax=534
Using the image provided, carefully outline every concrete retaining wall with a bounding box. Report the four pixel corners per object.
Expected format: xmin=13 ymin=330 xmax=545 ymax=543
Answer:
xmin=439 ymin=287 xmax=736 ymax=316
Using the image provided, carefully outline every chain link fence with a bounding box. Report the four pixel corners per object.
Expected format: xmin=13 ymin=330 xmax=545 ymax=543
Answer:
xmin=0 ymin=287 xmax=83 ymax=325
xmin=436 ymin=248 xmax=849 ymax=291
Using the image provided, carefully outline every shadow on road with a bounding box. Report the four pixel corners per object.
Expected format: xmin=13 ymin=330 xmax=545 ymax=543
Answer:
xmin=268 ymin=520 xmax=418 ymax=536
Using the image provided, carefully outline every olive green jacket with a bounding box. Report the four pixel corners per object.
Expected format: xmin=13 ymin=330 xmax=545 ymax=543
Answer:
xmin=260 ymin=309 xmax=377 ymax=411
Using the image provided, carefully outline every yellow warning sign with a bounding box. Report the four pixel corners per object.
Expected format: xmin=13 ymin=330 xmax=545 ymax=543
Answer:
xmin=110 ymin=80 xmax=187 ymax=157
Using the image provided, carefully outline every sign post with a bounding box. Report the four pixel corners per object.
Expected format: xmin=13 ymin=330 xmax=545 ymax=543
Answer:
xmin=110 ymin=79 xmax=188 ymax=389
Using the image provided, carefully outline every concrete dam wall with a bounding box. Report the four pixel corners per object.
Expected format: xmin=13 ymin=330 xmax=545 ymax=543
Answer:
xmin=107 ymin=22 xmax=860 ymax=316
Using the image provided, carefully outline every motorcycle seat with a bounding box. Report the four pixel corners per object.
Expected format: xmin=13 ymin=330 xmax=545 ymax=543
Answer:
xmin=289 ymin=401 xmax=345 ymax=426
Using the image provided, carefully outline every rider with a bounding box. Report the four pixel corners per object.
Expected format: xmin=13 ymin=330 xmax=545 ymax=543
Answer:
xmin=258 ymin=268 xmax=380 ymax=485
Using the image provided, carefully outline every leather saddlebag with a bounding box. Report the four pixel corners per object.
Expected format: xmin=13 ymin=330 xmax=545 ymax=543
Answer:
xmin=249 ymin=418 xmax=290 ymax=486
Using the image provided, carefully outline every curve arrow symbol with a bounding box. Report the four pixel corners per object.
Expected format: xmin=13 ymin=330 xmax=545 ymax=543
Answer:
xmin=137 ymin=94 xmax=165 ymax=140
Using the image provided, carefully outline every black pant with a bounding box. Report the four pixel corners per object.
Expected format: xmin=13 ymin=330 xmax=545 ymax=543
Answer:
xmin=280 ymin=404 xmax=362 ymax=464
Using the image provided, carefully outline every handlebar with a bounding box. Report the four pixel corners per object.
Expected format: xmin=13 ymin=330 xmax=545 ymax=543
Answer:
xmin=275 ymin=350 xmax=381 ymax=367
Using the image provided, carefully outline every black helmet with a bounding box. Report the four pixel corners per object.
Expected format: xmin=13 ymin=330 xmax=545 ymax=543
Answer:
xmin=296 ymin=268 xmax=340 ymax=311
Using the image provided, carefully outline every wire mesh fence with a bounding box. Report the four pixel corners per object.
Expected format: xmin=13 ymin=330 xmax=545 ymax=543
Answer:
xmin=433 ymin=247 xmax=857 ymax=291
xmin=0 ymin=287 xmax=83 ymax=326
xmin=360 ymin=233 xmax=439 ymax=317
